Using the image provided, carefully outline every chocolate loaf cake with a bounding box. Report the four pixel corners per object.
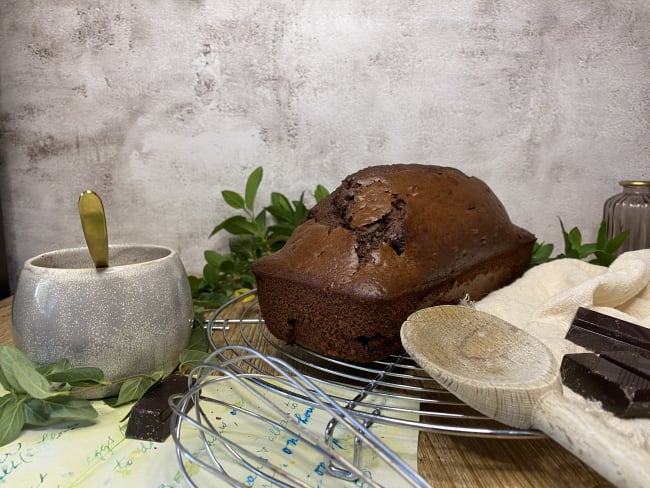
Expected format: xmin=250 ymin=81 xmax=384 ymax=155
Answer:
xmin=252 ymin=164 xmax=535 ymax=362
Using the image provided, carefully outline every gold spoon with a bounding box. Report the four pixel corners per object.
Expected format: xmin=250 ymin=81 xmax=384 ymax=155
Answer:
xmin=401 ymin=305 xmax=650 ymax=488
xmin=78 ymin=190 xmax=109 ymax=268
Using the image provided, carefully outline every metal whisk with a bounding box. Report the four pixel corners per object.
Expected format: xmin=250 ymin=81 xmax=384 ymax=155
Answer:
xmin=168 ymin=345 xmax=431 ymax=487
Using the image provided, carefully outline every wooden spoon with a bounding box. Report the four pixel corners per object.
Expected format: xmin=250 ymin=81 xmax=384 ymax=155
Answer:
xmin=401 ymin=305 xmax=650 ymax=488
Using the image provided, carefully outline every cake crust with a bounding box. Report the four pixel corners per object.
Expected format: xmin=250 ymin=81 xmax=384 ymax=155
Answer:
xmin=253 ymin=164 xmax=535 ymax=362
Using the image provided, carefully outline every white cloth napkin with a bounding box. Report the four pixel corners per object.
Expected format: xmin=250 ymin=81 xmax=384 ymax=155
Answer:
xmin=476 ymin=249 xmax=650 ymax=452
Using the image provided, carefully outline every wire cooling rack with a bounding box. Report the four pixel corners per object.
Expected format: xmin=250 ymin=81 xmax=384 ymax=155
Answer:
xmin=206 ymin=290 xmax=543 ymax=440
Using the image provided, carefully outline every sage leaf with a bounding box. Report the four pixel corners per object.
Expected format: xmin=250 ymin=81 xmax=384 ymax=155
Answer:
xmin=203 ymin=262 xmax=219 ymax=284
xmin=46 ymin=367 xmax=106 ymax=387
xmin=209 ymin=215 xmax=247 ymax=237
xmin=204 ymin=250 xmax=225 ymax=267
xmin=291 ymin=199 xmax=308 ymax=224
xmin=229 ymin=235 xmax=255 ymax=254
xmin=107 ymin=376 xmax=156 ymax=407
xmin=592 ymin=250 xmax=616 ymax=267
xmin=46 ymin=396 xmax=98 ymax=421
xmin=222 ymin=216 xmax=258 ymax=235
xmin=37 ymin=358 xmax=71 ymax=377
xmin=0 ymin=362 xmax=11 ymax=391
xmin=23 ymin=398 xmax=51 ymax=426
xmin=576 ymin=243 xmax=597 ymax=260
xmin=0 ymin=345 xmax=56 ymax=399
xmin=254 ymin=208 xmax=267 ymax=229
xmin=186 ymin=325 xmax=209 ymax=352
xmin=314 ymin=184 xmax=330 ymax=202
xmin=605 ymin=229 xmax=630 ymax=254
xmin=148 ymin=367 xmax=169 ymax=384
xmin=188 ymin=275 xmax=204 ymax=292
xmin=530 ymin=242 xmax=554 ymax=267
xmin=222 ymin=190 xmax=245 ymax=210
xmin=178 ymin=349 xmax=214 ymax=373
xmin=0 ymin=395 xmax=26 ymax=447
xmin=270 ymin=191 xmax=293 ymax=214
xmin=244 ymin=166 xmax=263 ymax=211
xmin=220 ymin=259 xmax=235 ymax=273
xmin=564 ymin=226 xmax=582 ymax=258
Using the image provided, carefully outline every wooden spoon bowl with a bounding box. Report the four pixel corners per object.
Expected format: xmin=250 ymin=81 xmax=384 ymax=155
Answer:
xmin=401 ymin=305 xmax=649 ymax=488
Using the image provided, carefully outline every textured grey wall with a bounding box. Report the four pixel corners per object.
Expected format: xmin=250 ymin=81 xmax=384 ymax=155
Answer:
xmin=1 ymin=1 xmax=649 ymax=292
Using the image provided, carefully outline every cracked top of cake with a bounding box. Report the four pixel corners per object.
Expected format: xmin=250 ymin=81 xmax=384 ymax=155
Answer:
xmin=252 ymin=164 xmax=535 ymax=297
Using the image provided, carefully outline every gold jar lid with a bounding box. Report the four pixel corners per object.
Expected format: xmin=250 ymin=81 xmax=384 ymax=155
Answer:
xmin=619 ymin=180 xmax=650 ymax=187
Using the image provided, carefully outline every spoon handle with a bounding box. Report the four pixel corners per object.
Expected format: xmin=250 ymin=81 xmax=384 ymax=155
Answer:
xmin=78 ymin=190 xmax=109 ymax=268
xmin=533 ymin=390 xmax=650 ymax=488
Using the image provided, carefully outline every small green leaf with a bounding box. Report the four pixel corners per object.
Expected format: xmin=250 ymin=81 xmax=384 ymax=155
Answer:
xmin=530 ymin=242 xmax=554 ymax=266
xmin=221 ymin=190 xmax=245 ymax=210
xmin=204 ymin=250 xmax=226 ymax=267
xmin=107 ymin=376 xmax=156 ymax=407
xmin=37 ymin=358 xmax=71 ymax=377
xmin=596 ymin=220 xmax=608 ymax=249
xmin=0 ymin=395 xmax=26 ymax=447
xmin=46 ymin=396 xmax=98 ymax=420
xmin=0 ymin=345 xmax=55 ymax=399
xmin=270 ymin=192 xmax=293 ymax=213
xmin=221 ymin=216 xmax=256 ymax=235
xmin=255 ymin=209 xmax=267 ymax=230
xmin=209 ymin=216 xmax=248 ymax=237
xmin=567 ymin=227 xmax=582 ymax=253
xmin=291 ymin=199 xmax=309 ymax=224
xmin=244 ymin=166 xmax=264 ymax=211
xmin=0 ymin=363 xmax=11 ymax=391
xmin=591 ymin=250 xmax=616 ymax=267
xmin=202 ymin=263 xmax=220 ymax=286
xmin=220 ymin=259 xmax=235 ymax=274
xmin=0 ymin=393 xmax=13 ymax=410
xmin=604 ymin=229 xmax=630 ymax=254
xmin=178 ymin=350 xmax=218 ymax=373
xmin=314 ymin=184 xmax=330 ymax=202
xmin=559 ymin=219 xmax=575 ymax=257
xmin=195 ymin=293 xmax=228 ymax=309
xmin=576 ymin=243 xmax=597 ymax=259
xmin=23 ymin=398 xmax=52 ymax=426
xmin=186 ymin=326 xmax=209 ymax=352
xmin=160 ymin=361 xmax=179 ymax=380
xmin=266 ymin=205 xmax=293 ymax=224
xmin=188 ymin=275 xmax=206 ymax=294
xmin=229 ymin=235 xmax=256 ymax=255
xmin=47 ymin=367 xmax=106 ymax=387
xmin=267 ymin=222 xmax=298 ymax=237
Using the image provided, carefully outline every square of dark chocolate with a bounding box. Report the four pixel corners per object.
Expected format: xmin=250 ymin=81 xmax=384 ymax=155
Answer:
xmin=125 ymin=374 xmax=192 ymax=442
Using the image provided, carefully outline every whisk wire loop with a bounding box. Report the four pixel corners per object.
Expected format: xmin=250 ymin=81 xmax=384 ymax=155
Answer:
xmin=169 ymin=345 xmax=431 ymax=487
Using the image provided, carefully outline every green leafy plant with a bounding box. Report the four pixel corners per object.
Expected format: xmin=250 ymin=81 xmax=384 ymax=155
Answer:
xmin=531 ymin=219 xmax=630 ymax=267
xmin=0 ymin=344 xmax=180 ymax=447
xmin=189 ymin=166 xmax=329 ymax=315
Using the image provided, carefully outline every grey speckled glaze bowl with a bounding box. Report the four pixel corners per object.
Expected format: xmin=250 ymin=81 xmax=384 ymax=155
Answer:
xmin=12 ymin=244 xmax=193 ymax=398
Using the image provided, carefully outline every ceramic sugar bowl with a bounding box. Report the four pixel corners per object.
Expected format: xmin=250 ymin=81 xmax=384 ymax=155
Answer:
xmin=12 ymin=244 xmax=193 ymax=398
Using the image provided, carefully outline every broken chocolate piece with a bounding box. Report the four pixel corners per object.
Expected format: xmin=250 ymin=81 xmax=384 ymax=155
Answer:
xmin=560 ymin=353 xmax=650 ymax=418
xmin=566 ymin=307 xmax=650 ymax=356
xmin=125 ymin=374 xmax=191 ymax=442
xmin=601 ymin=350 xmax=650 ymax=381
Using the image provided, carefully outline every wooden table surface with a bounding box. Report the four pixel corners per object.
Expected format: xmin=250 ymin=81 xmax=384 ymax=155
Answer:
xmin=0 ymin=296 xmax=611 ymax=487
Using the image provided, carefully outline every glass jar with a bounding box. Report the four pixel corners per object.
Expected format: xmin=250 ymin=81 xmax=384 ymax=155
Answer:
xmin=603 ymin=180 xmax=650 ymax=255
